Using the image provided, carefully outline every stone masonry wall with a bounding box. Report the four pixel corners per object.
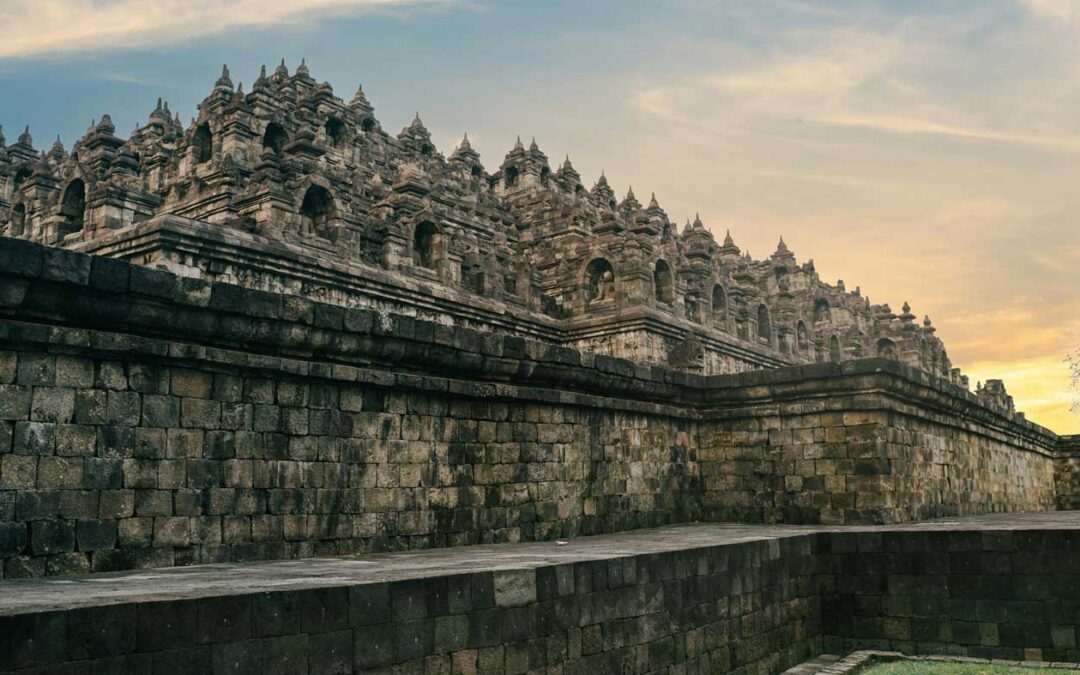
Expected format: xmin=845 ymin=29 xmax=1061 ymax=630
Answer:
xmin=699 ymin=366 xmax=1059 ymax=525
xmin=1056 ymin=435 xmax=1080 ymax=511
xmin=0 ymin=533 xmax=822 ymax=675
xmin=0 ymin=331 xmax=700 ymax=578
xmin=4 ymin=523 xmax=1080 ymax=674
xmin=820 ymin=528 xmax=1080 ymax=663
xmin=0 ymin=236 xmax=1064 ymax=576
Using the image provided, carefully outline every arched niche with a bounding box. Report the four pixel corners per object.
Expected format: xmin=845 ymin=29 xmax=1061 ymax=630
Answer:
xmin=504 ymin=166 xmax=519 ymax=188
xmin=193 ymin=123 xmax=212 ymax=164
xmin=12 ymin=167 xmax=31 ymax=191
xmin=325 ymin=118 xmax=346 ymax=148
xmin=58 ymin=178 xmax=86 ymax=238
xmin=413 ymin=221 xmax=444 ymax=270
xmin=829 ymin=335 xmax=842 ymax=363
xmin=876 ymin=337 xmax=898 ymax=360
xmin=814 ymin=298 xmax=831 ymax=324
xmin=712 ymin=284 xmax=727 ymax=324
xmin=299 ymin=185 xmax=335 ymax=237
xmin=796 ymin=321 xmax=809 ymax=353
xmin=8 ymin=203 xmax=26 ymax=237
xmin=757 ymin=304 xmax=771 ymax=342
xmin=585 ymin=258 xmax=615 ymax=304
xmin=263 ymin=123 xmax=288 ymax=155
xmin=653 ymin=259 xmax=674 ymax=304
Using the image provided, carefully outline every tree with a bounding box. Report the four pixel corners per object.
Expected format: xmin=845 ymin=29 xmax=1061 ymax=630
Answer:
xmin=1070 ymin=345 xmax=1080 ymax=416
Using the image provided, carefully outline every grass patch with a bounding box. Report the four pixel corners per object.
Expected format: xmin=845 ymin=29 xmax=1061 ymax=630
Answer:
xmin=859 ymin=661 xmax=1074 ymax=675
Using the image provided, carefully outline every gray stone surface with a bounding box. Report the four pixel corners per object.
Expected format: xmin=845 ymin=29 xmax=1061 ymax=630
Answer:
xmin=0 ymin=512 xmax=1079 ymax=673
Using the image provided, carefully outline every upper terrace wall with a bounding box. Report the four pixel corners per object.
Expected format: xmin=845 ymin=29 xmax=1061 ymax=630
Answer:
xmin=1057 ymin=435 xmax=1080 ymax=511
xmin=699 ymin=368 xmax=1059 ymax=525
xmin=0 ymin=237 xmax=1064 ymax=576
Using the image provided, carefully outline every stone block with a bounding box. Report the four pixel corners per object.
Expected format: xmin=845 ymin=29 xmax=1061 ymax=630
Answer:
xmin=353 ymin=622 xmax=394 ymax=669
xmin=106 ymin=391 xmax=142 ymax=426
xmin=76 ymin=519 xmax=117 ymax=551
xmin=350 ymin=582 xmax=391 ymax=625
xmin=196 ymin=595 xmax=252 ymax=644
xmin=59 ymin=491 xmax=98 ymax=519
xmin=73 ymin=389 xmax=106 ymax=424
xmin=0 ymin=384 xmax=32 ymax=419
xmin=494 ymin=570 xmax=537 ymax=608
xmin=172 ymin=369 xmax=213 ymax=399
xmin=0 ymin=521 xmax=27 ymax=557
xmin=99 ymin=490 xmax=135 ymax=519
xmin=0 ymin=454 xmax=37 ymax=489
xmin=55 ymin=424 xmax=96 ymax=456
xmin=308 ymin=629 xmax=351 ymax=675
xmin=17 ymin=354 xmax=55 ymax=386
xmin=14 ymin=421 xmax=55 ymax=455
xmin=37 ymin=455 xmax=82 ymax=488
xmin=30 ymin=519 xmax=74 ymax=555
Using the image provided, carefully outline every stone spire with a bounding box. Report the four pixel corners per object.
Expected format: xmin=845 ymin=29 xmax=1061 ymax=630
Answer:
xmin=253 ymin=65 xmax=270 ymax=92
xmin=719 ymin=229 xmax=740 ymax=258
xmin=450 ymin=132 xmax=481 ymax=170
xmin=557 ymin=155 xmax=581 ymax=188
xmin=295 ymin=58 xmax=310 ymax=77
xmin=900 ymin=301 xmax=916 ymax=324
xmin=97 ymin=114 xmax=115 ymax=136
xmin=49 ymin=135 xmax=65 ymax=162
xmin=16 ymin=125 xmax=32 ymax=148
xmin=692 ymin=212 xmax=704 ymax=229
xmin=513 ymin=135 xmax=524 ymax=152
xmin=274 ymin=58 xmax=289 ymax=78
xmin=772 ymin=236 xmax=793 ymax=259
xmin=214 ymin=64 xmax=233 ymax=91
xmin=591 ymin=171 xmax=616 ymax=208
xmin=0 ymin=125 xmax=6 ymax=148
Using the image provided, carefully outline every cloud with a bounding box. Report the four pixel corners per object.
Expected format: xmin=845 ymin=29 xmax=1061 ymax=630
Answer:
xmin=0 ymin=0 xmax=463 ymax=59
xmin=1019 ymin=0 xmax=1080 ymax=22
xmin=814 ymin=113 xmax=1080 ymax=151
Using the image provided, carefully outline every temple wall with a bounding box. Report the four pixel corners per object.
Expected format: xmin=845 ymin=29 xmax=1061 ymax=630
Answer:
xmin=5 ymin=524 xmax=1080 ymax=673
xmin=820 ymin=528 xmax=1080 ymax=661
xmin=699 ymin=365 xmax=1059 ymax=525
xmin=1057 ymin=435 xmax=1080 ymax=511
xmin=0 ymin=237 xmax=1066 ymax=577
xmin=0 ymin=530 xmax=822 ymax=675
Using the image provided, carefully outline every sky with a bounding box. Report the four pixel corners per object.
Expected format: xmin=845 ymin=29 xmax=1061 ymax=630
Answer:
xmin=1 ymin=0 xmax=1078 ymax=432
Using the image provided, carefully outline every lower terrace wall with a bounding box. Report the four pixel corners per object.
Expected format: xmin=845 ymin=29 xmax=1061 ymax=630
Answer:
xmin=3 ymin=523 xmax=1080 ymax=674
xmin=0 ymin=531 xmax=822 ymax=675
xmin=0 ymin=236 xmax=1066 ymax=576
xmin=821 ymin=526 xmax=1080 ymax=662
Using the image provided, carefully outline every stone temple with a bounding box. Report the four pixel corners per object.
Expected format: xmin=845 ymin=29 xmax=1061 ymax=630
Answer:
xmin=0 ymin=63 xmax=1078 ymax=673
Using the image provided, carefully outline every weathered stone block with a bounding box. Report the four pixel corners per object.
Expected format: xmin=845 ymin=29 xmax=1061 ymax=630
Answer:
xmin=0 ymin=384 xmax=32 ymax=420
xmin=30 ymin=519 xmax=74 ymax=555
xmin=76 ymin=519 xmax=118 ymax=551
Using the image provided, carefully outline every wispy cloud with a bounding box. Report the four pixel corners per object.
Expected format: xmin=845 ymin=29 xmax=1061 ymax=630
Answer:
xmin=0 ymin=0 xmax=464 ymax=59
xmin=1019 ymin=0 xmax=1080 ymax=22
xmin=815 ymin=113 xmax=1080 ymax=151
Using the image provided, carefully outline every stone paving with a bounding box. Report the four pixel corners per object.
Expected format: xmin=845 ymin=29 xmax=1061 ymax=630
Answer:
xmin=2 ymin=510 xmax=1078 ymax=617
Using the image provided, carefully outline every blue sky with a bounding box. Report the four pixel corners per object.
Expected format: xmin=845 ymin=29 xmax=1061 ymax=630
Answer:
xmin=2 ymin=0 xmax=1079 ymax=430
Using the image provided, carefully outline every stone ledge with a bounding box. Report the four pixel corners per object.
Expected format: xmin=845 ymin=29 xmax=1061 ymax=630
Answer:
xmin=2 ymin=511 xmax=1080 ymax=673
xmin=0 ymin=236 xmax=1059 ymax=449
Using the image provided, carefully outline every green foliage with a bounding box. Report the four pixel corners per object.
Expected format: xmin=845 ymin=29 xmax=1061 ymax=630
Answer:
xmin=859 ymin=660 xmax=1067 ymax=675
xmin=1070 ymin=346 xmax=1080 ymax=416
